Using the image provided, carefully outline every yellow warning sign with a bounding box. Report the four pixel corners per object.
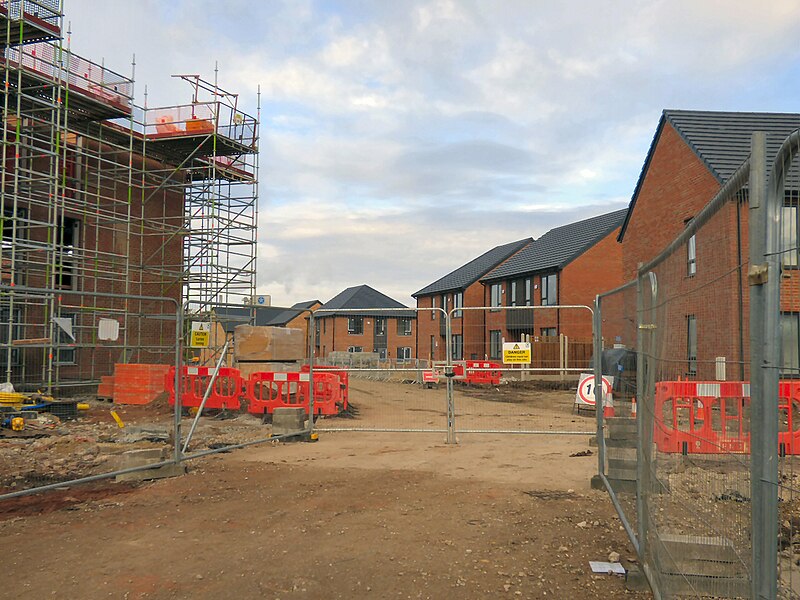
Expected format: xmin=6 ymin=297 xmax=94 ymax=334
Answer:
xmin=190 ymin=321 xmax=211 ymax=348
xmin=502 ymin=342 xmax=531 ymax=364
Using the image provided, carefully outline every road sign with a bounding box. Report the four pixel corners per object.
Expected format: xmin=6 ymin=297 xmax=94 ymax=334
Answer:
xmin=575 ymin=373 xmax=614 ymax=407
xmin=502 ymin=342 xmax=531 ymax=364
xmin=190 ymin=321 xmax=210 ymax=348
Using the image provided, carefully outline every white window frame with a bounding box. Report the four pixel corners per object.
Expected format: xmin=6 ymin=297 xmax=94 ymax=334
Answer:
xmin=489 ymin=330 xmax=502 ymax=360
xmin=397 ymin=317 xmax=412 ymax=336
xmin=490 ymin=283 xmax=502 ymax=311
xmin=541 ymin=273 xmax=558 ymax=306
xmin=687 ymin=315 xmax=697 ymax=376
xmin=347 ymin=316 xmax=363 ymax=335
xmin=453 ymin=291 xmax=463 ymax=318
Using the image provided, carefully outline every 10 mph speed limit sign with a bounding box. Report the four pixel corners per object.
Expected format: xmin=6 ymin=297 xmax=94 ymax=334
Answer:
xmin=575 ymin=373 xmax=614 ymax=407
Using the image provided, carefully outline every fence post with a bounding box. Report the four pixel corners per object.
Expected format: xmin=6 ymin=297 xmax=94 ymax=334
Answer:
xmin=309 ymin=312 xmax=316 ymax=433
xmin=593 ymin=298 xmax=605 ymax=477
xmin=749 ymin=130 xmax=779 ymax=600
xmin=445 ymin=310 xmax=456 ymax=444
xmin=635 ymin=269 xmax=648 ymax=563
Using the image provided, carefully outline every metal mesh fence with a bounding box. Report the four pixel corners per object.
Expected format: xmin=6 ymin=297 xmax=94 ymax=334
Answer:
xmin=596 ymin=281 xmax=639 ymax=544
xmin=0 ymin=288 xmax=182 ymax=497
xmin=310 ymin=308 xmax=449 ymax=433
xmin=454 ymin=306 xmax=595 ymax=435
xmin=595 ymin=130 xmax=800 ymax=599
xmin=640 ymin=182 xmax=752 ymax=599
xmin=774 ymin=132 xmax=800 ymax=599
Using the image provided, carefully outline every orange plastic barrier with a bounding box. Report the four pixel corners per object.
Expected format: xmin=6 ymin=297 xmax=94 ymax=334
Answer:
xmin=300 ymin=365 xmax=349 ymax=409
xmin=166 ymin=366 xmax=243 ymax=411
xmin=246 ymin=371 xmax=343 ymax=416
xmin=654 ymin=380 xmax=800 ymax=454
xmin=450 ymin=361 xmax=502 ymax=385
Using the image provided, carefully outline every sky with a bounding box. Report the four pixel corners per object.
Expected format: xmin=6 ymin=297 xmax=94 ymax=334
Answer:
xmin=66 ymin=0 xmax=800 ymax=308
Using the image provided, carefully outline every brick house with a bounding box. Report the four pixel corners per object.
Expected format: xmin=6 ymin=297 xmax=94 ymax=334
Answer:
xmin=314 ymin=285 xmax=416 ymax=361
xmin=479 ymin=209 xmax=626 ymax=360
xmin=0 ymin=5 xmax=259 ymax=391
xmin=412 ymin=239 xmax=532 ymax=362
xmin=617 ymin=110 xmax=800 ymax=380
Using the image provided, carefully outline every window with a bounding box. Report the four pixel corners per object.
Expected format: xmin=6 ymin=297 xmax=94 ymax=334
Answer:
xmin=453 ymin=292 xmax=463 ymax=318
xmin=541 ymin=273 xmax=558 ymax=306
xmin=781 ymin=313 xmax=800 ymax=375
xmin=347 ymin=346 xmax=363 ymax=353
xmin=431 ymin=296 xmax=437 ymax=320
xmin=54 ymin=312 xmax=77 ymax=365
xmin=509 ymin=280 xmax=517 ymax=306
xmin=397 ymin=317 xmax=412 ymax=336
xmin=323 ymin=318 xmax=327 ymax=333
xmin=687 ymin=315 xmax=697 ymax=375
xmin=57 ymin=217 xmax=80 ymax=290
xmin=430 ymin=335 xmax=436 ymax=359
xmin=396 ymin=347 xmax=412 ymax=362
xmin=441 ymin=294 xmax=448 ymax=313
xmin=314 ymin=319 xmax=320 ymax=347
xmin=782 ymin=205 xmax=799 ymax=267
xmin=490 ymin=283 xmax=502 ymax=311
xmin=687 ymin=233 xmax=697 ymax=275
xmin=525 ymin=278 xmax=532 ymax=306
xmin=348 ymin=316 xmax=363 ymax=335
xmin=540 ymin=327 xmax=557 ymax=338
xmin=489 ymin=330 xmax=502 ymax=359
xmin=374 ymin=317 xmax=386 ymax=336
xmin=376 ymin=347 xmax=387 ymax=359
xmin=452 ymin=334 xmax=463 ymax=360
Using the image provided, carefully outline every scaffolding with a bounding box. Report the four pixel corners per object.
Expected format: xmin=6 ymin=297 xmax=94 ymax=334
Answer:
xmin=0 ymin=1 xmax=259 ymax=392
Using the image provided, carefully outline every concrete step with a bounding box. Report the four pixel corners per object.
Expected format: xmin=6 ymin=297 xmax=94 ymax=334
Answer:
xmin=607 ymin=467 xmax=637 ymax=481
xmin=608 ymin=458 xmax=637 ymax=471
xmin=606 ymin=447 xmax=637 ymax=461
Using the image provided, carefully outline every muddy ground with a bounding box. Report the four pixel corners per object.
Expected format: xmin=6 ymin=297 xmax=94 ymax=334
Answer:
xmin=0 ymin=378 xmax=649 ymax=599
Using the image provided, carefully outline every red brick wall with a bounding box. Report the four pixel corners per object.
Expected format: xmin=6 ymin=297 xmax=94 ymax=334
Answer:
xmin=619 ymin=121 xmax=750 ymax=380
xmin=621 ymin=122 xmax=722 ymax=280
xmin=560 ymin=227 xmax=624 ymax=339
xmin=315 ymin=314 xmax=416 ymax=360
xmin=5 ymin=138 xmax=185 ymax=387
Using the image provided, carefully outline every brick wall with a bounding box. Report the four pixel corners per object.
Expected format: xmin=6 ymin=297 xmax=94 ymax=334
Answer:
xmin=619 ymin=121 xmax=750 ymax=380
xmin=315 ymin=314 xmax=417 ymax=360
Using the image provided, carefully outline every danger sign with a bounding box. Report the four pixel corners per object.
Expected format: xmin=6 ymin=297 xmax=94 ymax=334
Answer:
xmin=190 ymin=321 xmax=211 ymax=348
xmin=575 ymin=373 xmax=614 ymax=407
xmin=502 ymin=342 xmax=531 ymax=364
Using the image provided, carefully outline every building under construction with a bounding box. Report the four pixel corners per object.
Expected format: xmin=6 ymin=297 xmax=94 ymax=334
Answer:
xmin=0 ymin=0 xmax=259 ymax=392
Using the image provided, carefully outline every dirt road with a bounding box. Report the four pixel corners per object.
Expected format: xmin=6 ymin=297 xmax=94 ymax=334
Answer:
xmin=1 ymin=427 xmax=647 ymax=599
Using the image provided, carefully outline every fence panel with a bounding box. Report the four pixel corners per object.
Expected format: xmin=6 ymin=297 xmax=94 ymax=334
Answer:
xmin=772 ymin=131 xmax=800 ymax=599
xmin=310 ymin=307 xmax=448 ymax=434
xmin=595 ymin=281 xmax=639 ymax=549
xmin=452 ymin=305 xmax=595 ymax=435
xmin=0 ymin=287 xmax=183 ymax=499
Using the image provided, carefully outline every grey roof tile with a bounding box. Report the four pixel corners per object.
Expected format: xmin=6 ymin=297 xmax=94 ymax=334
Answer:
xmin=481 ymin=209 xmax=627 ymax=281
xmin=319 ymin=285 xmax=414 ymax=317
xmin=212 ymin=306 xmax=289 ymax=333
xmin=619 ymin=109 xmax=800 ymax=241
xmin=265 ymin=300 xmax=322 ymax=326
xmin=412 ymin=238 xmax=532 ymax=297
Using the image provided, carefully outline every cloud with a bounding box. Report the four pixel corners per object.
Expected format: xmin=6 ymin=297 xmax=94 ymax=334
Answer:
xmin=63 ymin=0 xmax=800 ymax=308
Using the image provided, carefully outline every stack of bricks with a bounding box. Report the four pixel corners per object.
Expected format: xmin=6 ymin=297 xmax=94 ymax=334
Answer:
xmin=97 ymin=375 xmax=115 ymax=400
xmin=103 ymin=364 xmax=171 ymax=405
